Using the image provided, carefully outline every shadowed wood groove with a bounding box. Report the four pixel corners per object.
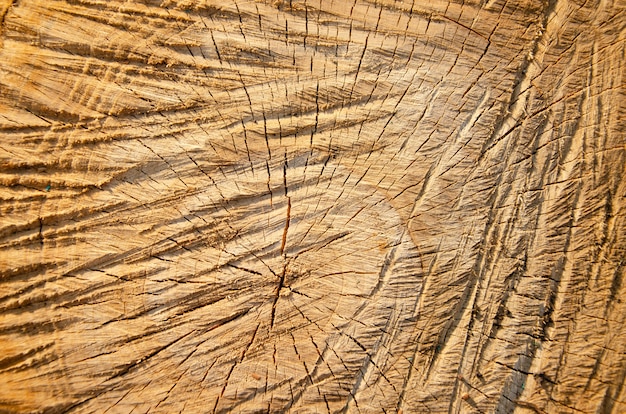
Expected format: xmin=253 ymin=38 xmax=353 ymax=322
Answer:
xmin=0 ymin=0 xmax=624 ymax=413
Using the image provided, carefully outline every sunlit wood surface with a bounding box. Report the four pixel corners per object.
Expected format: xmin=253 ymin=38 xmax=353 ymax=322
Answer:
xmin=0 ymin=0 xmax=624 ymax=412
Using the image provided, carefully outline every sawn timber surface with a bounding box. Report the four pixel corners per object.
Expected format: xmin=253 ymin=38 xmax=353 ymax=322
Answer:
xmin=0 ymin=0 xmax=624 ymax=413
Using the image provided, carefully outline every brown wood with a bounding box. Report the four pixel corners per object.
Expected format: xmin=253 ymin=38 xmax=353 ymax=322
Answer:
xmin=0 ymin=0 xmax=624 ymax=412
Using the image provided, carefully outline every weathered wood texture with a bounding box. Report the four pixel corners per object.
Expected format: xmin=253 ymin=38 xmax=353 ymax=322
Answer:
xmin=0 ymin=0 xmax=624 ymax=412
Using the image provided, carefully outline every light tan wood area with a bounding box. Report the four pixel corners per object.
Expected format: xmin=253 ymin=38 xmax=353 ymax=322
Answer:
xmin=0 ymin=0 xmax=624 ymax=412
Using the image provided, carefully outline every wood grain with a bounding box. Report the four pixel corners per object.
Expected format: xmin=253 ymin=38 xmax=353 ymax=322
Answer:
xmin=0 ymin=0 xmax=624 ymax=412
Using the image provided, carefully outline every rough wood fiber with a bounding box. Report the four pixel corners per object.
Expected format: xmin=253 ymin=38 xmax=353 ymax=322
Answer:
xmin=0 ymin=0 xmax=624 ymax=412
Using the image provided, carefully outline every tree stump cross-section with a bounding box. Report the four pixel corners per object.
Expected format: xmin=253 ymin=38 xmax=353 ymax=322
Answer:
xmin=0 ymin=0 xmax=624 ymax=413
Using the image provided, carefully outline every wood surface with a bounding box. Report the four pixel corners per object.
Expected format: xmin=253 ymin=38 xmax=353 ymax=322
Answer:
xmin=0 ymin=0 xmax=624 ymax=412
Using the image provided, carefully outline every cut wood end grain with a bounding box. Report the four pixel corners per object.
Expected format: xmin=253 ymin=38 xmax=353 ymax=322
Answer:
xmin=0 ymin=0 xmax=624 ymax=413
